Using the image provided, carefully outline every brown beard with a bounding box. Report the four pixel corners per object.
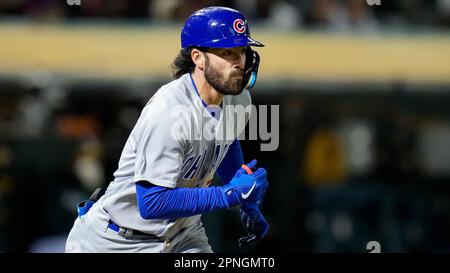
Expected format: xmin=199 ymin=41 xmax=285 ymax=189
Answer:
xmin=204 ymin=54 xmax=243 ymax=96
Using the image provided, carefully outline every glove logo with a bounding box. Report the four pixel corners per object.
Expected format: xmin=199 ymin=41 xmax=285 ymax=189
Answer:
xmin=233 ymin=19 xmax=246 ymax=34
xmin=241 ymin=180 xmax=256 ymax=199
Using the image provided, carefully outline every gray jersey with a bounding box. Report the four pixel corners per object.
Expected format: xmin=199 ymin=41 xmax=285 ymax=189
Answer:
xmin=96 ymin=73 xmax=251 ymax=239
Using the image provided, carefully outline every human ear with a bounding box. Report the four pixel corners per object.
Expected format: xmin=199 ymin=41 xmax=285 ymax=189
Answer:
xmin=191 ymin=49 xmax=205 ymax=71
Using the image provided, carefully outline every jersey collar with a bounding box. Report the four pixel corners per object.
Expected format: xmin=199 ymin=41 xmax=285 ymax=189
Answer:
xmin=189 ymin=73 xmax=222 ymax=120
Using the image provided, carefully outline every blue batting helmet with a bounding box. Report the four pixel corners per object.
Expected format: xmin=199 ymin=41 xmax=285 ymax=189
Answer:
xmin=181 ymin=6 xmax=264 ymax=49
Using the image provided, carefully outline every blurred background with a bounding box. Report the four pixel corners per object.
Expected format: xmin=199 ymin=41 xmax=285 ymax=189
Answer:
xmin=0 ymin=0 xmax=450 ymax=253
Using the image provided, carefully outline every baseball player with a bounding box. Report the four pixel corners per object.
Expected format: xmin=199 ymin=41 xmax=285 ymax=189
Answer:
xmin=65 ymin=6 xmax=269 ymax=253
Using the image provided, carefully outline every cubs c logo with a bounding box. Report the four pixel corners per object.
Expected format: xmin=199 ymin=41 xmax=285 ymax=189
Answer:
xmin=233 ymin=19 xmax=246 ymax=34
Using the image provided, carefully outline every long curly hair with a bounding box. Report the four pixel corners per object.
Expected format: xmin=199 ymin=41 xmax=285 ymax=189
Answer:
xmin=171 ymin=47 xmax=206 ymax=79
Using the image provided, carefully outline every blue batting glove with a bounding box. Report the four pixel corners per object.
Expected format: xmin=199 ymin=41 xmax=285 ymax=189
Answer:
xmin=236 ymin=159 xmax=263 ymax=208
xmin=220 ymin=167 xmax=268 ymax=208
xmin=239 ymin=203 xmax=269 ymax=248
xmin=235 ymin=159 xmax=258 ymax=177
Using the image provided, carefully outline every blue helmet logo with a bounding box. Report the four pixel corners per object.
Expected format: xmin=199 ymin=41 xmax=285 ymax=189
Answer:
xmin=233 ymin=19 xmax=246 ymax=34
xmin=181 ymin=6 xmax=264 ymax=49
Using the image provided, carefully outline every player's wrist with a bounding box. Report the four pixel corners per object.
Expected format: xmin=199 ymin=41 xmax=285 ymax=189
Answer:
xmin=220 ymin=185 xmax=242 ymax=208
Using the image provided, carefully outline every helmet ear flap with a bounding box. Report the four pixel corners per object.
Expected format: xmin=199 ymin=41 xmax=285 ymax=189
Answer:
xmin=242 ymin=48 xmax=260 ymax=91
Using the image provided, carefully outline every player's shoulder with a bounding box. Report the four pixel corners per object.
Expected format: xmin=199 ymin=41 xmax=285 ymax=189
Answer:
xmin=149 ymin=74 xmax=192 ymax=106
xmin=140 ymin=75 xmax=191 ymax=112
xmin=138 ymin=74 xmax=194 ymax=123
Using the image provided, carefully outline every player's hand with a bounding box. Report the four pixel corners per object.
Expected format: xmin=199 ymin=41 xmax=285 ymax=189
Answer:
xmin=239 ymin=203 xmax=269 ymax=248
xmin=220 ymin=166 xmax=268 ymax=208
xmin=235 ymin=159 xmax=258 ymax=177
xmin=237 ymin=159 xmax=264 ymax=208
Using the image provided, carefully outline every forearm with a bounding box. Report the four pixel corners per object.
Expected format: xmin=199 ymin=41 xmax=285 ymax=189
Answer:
xmin=136 ymin=181 xmax=229 ymax=220
xmin=217 ymin=139 xmax=244 ymax=183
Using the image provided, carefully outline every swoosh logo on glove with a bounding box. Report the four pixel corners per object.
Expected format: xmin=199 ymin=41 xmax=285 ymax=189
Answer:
xmin=241 ymin=180 xmax=257 ymax=199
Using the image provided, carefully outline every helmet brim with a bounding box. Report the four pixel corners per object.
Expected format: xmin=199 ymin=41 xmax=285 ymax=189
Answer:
xmin=186 ymin=36 xmax=264 ymax=49
xmin=246 ymin=37 xmax=264 ymax=47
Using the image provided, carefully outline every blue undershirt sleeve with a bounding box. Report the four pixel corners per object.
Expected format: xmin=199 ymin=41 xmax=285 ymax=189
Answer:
xmin=136 ymin=181 xmax=229 ymax=220
xmin=136 ymin=140 xmax=245 ymax=220
xmin=216 ymin=139 xmax=244 ymax=183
